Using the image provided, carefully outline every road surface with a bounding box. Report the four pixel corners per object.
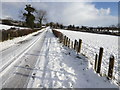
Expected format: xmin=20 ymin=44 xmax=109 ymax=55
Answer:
xmin=1 ymin=28 xmax=47 ymax=88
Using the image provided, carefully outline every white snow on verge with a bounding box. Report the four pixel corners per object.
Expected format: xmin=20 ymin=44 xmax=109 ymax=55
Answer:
xmin=0 ymin=24 xmax=29 ymax=30
xmin=27 ymin=28 xmax=118 ymax=88
xmin=56 ymin=29 xmax=119 ymax=86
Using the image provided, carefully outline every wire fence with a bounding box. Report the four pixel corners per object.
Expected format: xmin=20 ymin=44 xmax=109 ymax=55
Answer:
xmin=52 ymin=29 xmax=119 ymax=86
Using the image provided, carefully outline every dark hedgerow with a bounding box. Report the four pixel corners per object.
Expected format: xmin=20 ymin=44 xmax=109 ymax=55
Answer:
xmin=52 ymin=30 xmax=62 ymax=38
xmin=0 ymin=28 xmax=38 ymax=42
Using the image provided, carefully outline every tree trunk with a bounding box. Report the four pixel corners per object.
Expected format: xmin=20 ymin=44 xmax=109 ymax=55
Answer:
xmin=39 ymin=19 xmax=42 ymax=28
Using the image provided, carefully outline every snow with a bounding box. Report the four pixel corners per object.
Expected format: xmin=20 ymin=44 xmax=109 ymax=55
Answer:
xmin=55 ymin=29 xmax=119 ymax=86
xmin=0 ymin=28 xmax=45 ymax=51
xmin=0 ymin=26 xmax=118 ymax=88
xmin=27 ymin=28 xmax=118 ymax=88
xmin=0 ymin=27 xmax=48 ymax=89
xmin=0 ymin=24 xmax=29 ymax=30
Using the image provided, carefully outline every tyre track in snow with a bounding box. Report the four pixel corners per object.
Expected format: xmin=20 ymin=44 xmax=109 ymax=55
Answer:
xmin=40 ymin=37 xmax=51 ymax=88
xmin=27 ymin=31 xmax=53 ymax=88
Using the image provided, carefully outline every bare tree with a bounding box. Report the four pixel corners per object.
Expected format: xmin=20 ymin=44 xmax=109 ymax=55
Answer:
xmin=36 ymin=10 xmax=47 ymax=28
xmin=18 ymin=9 xmax=25 ymax=20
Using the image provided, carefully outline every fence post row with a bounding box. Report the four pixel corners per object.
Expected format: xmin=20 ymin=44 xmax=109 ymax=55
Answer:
xmin=97 ymin=47 xmax=103 ymax=74
xmin=108 ymin=55 xmax=115 ymax=79
xmin=52 ymin=30 xmax=116 ymax=80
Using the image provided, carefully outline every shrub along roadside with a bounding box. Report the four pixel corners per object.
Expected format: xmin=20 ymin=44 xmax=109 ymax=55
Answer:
xmin=0 ymin=28 xmax=41 ymax=42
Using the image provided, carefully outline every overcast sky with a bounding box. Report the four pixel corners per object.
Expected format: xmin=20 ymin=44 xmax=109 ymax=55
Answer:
xmin=1 ymin=1 xmax=118 ymax=27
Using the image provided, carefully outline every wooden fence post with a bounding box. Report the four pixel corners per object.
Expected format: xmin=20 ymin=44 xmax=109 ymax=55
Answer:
xmin=74 ymin=39 xmax=77 ymax=50
xmin=108 ymin=55 xmax=115 ymax=79
xmin=64 ymin=36 xmax=66 ymax=46
xmin=78 ymin=39 xmax=82 ymax=53
xmin=68 ymin=38 xmax=70 ymax=48
xmin=97 ymin=47 xmax=103 ymax=73
xmin=76 ymin=41 xmax=78 ymax=52
xmin=66 ymin=37 xmax=68 ymax=46
xmin=94 ymin=54 xmax=98 ymax=71
xmin=65 ymin=36 xmax=67 ymax=46
xmin=71 ymin=41 xmax=73 ymax=49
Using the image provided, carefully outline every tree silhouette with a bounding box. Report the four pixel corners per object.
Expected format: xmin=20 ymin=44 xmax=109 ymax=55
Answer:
xmin=36 ymin=10 xmax=47 ymax=28
xmin=23 ymin=4 xmax=35 ymax=29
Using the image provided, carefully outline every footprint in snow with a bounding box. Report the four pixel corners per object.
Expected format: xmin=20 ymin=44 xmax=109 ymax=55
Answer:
xmin=86 ymin=68 xmax=89 ymax=70
xmin=86 ymin=79 xmax=89 ymax=82
xmin=25 ymin=65 xmax=29 ymax=68
xmin=76 ymin=56 xmax=82 ymax=59
xmin=38 ymin=84 xmax=44 ymax=88
xmin=32 ymin=73 xmax=36 ymax=80
xmin=25 ymin=59 xmax=27 ymax=62
xmin=60 ymin=68 xmax=64 ymax=71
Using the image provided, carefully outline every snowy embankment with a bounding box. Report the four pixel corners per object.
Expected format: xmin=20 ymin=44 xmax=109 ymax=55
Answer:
xmin=27 ymin=29 xmax=117 ymax=88
xmin=56 ymin=29 xmax=119 ymax=86
xmin=0 ymin=24 xmax=29 ymax=30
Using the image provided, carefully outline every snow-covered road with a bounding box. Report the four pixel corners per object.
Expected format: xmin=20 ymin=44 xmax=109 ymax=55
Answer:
xmin=1 ymin=28 xmax=47 ymax=88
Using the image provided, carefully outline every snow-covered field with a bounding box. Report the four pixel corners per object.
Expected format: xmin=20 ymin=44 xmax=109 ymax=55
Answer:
xmin=0 ymin=24 xmax=29 ymax=30
xmin=56 ymin=29 xmax=119 ymax=86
